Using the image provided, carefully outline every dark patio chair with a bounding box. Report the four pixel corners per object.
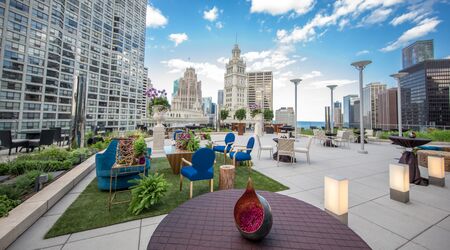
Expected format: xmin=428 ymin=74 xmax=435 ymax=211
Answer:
xmin=28 ymin=129 xmax=56 ymax=151
xmin=0 ymin=130 xmax=29 ymax=155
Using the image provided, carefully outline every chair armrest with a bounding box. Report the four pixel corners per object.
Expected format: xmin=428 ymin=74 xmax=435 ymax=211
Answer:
xmin=181 ymin=158 xmax=192 ymax=168
xmin=212 ymin=140 xmax=224 ymax=146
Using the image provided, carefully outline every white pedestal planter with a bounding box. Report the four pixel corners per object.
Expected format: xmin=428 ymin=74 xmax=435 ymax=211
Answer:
xmin=152 ymin=106 xmax=166 ymax=153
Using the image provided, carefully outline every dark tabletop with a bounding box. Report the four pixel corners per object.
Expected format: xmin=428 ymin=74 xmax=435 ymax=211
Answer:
xmin=325 ymin=132 xmax=337 ymax=137
xmin=389 ymin=136 xmax=431 ymax=148
xmin=147 ymin=190 xmax=369 ymax=250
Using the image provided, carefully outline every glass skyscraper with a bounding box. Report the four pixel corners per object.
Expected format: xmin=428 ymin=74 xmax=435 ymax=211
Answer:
xmin=400 ymin=59 xmax=450 ymax=129
xmin=402 ymin=40 xmax=434 ymax=69
xmin=0 ymin=0 xmax=147 ymax=134
xmin=343 ymin=94 xmax=359 ymax=128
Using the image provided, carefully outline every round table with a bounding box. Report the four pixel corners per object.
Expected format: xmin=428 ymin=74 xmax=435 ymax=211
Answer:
xmin=324 ymin=132 xmax=337 ymax=147
xmin=147 ymin=190 xmax=370 ymax=249
xmin=389 ymin=136 xmax=432 ymax=185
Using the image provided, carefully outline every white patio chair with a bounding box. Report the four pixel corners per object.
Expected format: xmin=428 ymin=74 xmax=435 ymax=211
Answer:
xmin=333 ymin=130 xmax=351 ymax=148
xmin=276 ymin=138 xmax=295 ymax=166
xmin=315 ymin=130 xmax=327 ymax=146
xmin=255 ymin=134 xmax=273 ymax=159
xmin=294 ymin=136 xmax=313 ymax=164
xmin=368 ymin=130 xmax=382 ymax=143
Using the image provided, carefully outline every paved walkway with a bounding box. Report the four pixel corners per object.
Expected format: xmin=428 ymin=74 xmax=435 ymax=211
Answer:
xmin=6 ymin=134 xmax=450 ymax=250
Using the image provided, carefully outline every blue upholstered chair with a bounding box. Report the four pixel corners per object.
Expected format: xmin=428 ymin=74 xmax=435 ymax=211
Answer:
xmin=229 ymin=137 xmax=255 ymax=167
xmin=179 ymin=148 xmax=216 ymax=199
xmin=212 ymin=132 xmax=235 ymax=162
xmin=96 ymin=139 xmax=151 ymax=191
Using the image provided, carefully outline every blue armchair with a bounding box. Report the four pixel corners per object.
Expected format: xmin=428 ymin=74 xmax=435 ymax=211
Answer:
xmin=179 ymin=148 xmax=216 ymax=199
xmin=212 ymin=132 xmax=235 ymax=162
xmin=229 ymin=137 xmax=255 ymax=167
xmin=96 ymin=139 xmax=151 ymax=191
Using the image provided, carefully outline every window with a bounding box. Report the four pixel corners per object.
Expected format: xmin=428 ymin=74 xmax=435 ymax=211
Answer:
xmin=2 ymin=70 xmax=23 ymax=80
xmin=10 ymin=0 xmax=29 ymax=13
xmin=3 ymin=60 xmax=24 ymax=71
xmin=0 ymin=91 xmax=21 ymax=100
xmin=4 ymin=50 xmax=25 ymax=62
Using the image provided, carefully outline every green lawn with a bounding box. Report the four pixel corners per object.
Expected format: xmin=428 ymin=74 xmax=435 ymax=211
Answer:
xmin=45 ymin=156 xmax=288 ymax=238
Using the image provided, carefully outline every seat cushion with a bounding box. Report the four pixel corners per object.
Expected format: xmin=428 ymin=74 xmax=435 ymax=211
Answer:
xmin=28 ymin=139 xmax=40 ymax=146
xmin=295 ymin=147 xmax=308 ymax=153
xmin=418 ymin=145 xmax=442 ymax=151
xmin=229 ymin=152 xmax=251 ymax=162
xmin=181 ymin=166 xmax=213 ymax=181
xmin=260 ymin=146 xmax=273 ymax=150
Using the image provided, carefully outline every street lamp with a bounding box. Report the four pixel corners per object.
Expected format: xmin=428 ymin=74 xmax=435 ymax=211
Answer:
xmin=290 ymin=78 xmax=302 ymax=139
xmin=327 ymin=85 xmax=338 ymax=133
xmin=390 ymin=72 xmax=408 ymax=137
xmin=351 ymin=60 xmax=372 ymax=154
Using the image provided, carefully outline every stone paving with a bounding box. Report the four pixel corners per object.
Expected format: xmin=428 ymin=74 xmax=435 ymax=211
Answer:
xmin=5 ymin=134 xmax=450 ymax=250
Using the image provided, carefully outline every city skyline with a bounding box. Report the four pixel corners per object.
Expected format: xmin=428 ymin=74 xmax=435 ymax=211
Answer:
xmin=145 ymin=0 xmax=450 ymax=121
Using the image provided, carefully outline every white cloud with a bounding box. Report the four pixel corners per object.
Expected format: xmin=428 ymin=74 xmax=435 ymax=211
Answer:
xmin=304 ymin=79 xmax=357 ymax=89
xmin=301 ymin=71 xmax=322 ymax=80
xmin=168 ymin=33 xmax=188 ymax=46
xmin=390 ymin=11 xmax=420 ymax=26
xmin=205 ymin=25 xmax=212 ymax=31
xmin=215 ymin=22 xmax=223 ymax=29
xmin=250 ymin=0 xmax=315 ymax=15
xmin=203 ymin=6 xmax=219 ymax=22
xmin=216 ymin=57 xmax=228 ymax=64
xmin=360 ymin=8 xmax=392 ymax=25
xmin=381 ymin=17 xmax=441 ymax=52
xmin=161 ymin=59 xmax=223 ymax=82
xmin=445 ymin=55 xmax=450 ymax=59
xmin=356 ymin=50 xmax=370 ymax=56
xmin=244 ymin=45 xmax=297 ymax=71
xmin=146 ymin=5 xmax=168 ymax=28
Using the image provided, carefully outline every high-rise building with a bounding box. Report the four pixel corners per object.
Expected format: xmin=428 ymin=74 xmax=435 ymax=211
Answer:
xmin=353 ymin=100 xmax=360 ymax=125
xmin=362 ymin=82 xmax=386 ymax=129
xmin=343 ymin=95 xmax=359 ymax=128
xmin=172 ymin=79 xmax=179 ymax=97
xmin=166 ymin=67 xmax=208 ymax=126
xmin=399 ymin=59 xmax=450 ymax=129
xmin=402 ymin=40 xmax=434 ymax=69
xmin=142 ymin=67 xmax=151 ymax=123
xmin=202 ymin=97 xmax=213 ymax=115
xmin=217 ymin=89 xmax=224 ymax=106
xmin=0 ymin=0 xmax=147 ymax=133
xmin=333 ymin=101 xmax=343 ymax=128
xmin=275 ymin=107 xmax=295 ymax=127
xmin=247 ymin=71 xmax=273 ymax=111
xmin=376 ymin=88 xmax=397 ymax=130
xmin=224 ymin=44 xmax=247 ymax=116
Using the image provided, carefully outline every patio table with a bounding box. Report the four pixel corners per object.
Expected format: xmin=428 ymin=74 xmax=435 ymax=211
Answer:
xmin=389 ymin=136 xmax=432 ymax=186
xmin=164 ymin=146 xmax=194 ymax=174
xmin=272 ymin=138 xmax=296 ymax=162
xmin=147 ymin=190 xmax=370 ymax=249
xmin=324 ymin=132 xmax=337 ymax=147
xmin=354 ymin=130 xmax=368 ymax=143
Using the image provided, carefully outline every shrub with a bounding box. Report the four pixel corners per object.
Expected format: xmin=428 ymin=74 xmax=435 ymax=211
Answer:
xmin=0 ymin=163 xmax=9 ymax=176
xmin=0 ymin=195 xmax=20 ymax=217
xmin=7 ymin=160 xmax=71 ymax=175
xmin=234 ymin=108 xmax=246 ymax=121
xmin=90 ymin=140 xmax=109 ymax=151
xmin=128 ymin=173 xmax=169 ymax=215
xmin=68 ymin=148 xmax=93 ymax=165
xmin=133 ymin=137 xmax=147 ymax=157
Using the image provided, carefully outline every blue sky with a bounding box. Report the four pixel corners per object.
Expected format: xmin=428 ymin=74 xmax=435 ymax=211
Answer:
xmin=145 ymin=0 xmax=450 ymax=121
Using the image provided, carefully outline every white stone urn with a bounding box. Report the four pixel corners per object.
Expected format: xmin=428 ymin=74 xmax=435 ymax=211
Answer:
xmin=152 ymin=105 xmax=167 ymax=127
xmin=254 ymin=113 xmax=264 ymax=137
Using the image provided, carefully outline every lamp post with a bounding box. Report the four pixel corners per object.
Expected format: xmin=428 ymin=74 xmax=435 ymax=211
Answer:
xmin=290 ymin=79 xmax=302 ymax=139
xmin=351 ymin=60 xmax=372 ymax=154
xmin=390 ymin=72 xmax=408 ymax=137
xmin=327 ymin=85 xmax=338 ymax=133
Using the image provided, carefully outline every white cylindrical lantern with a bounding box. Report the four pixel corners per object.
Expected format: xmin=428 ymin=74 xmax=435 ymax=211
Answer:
xmin=324 ymin=176 xmax=348 ymax=224
xmin=389 ymin=164 xmax=409 ymax=203
xmin=428 ymin=156 xmax=445 ymax=187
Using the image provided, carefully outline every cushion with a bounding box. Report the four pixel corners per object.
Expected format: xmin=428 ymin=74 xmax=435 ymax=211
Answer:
xmin=181 ymin=166 xmax=213 ymax=181
xmin=229 ymin=152 xmax=251 ymax=162
xmin=418 ymin=145 xmax=442 ymax=151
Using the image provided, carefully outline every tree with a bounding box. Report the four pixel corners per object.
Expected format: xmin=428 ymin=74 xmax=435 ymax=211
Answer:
xmin=263 ymin=109 xmax=274 ymax=122
xmin=234 ymin=108 xmax=246 ymax=121
xmin=220 ymin=109 xmax=229 ymax=122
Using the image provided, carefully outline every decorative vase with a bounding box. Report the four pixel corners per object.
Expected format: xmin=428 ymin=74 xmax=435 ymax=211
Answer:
xmin=152 ymin=105 xmax=166 ymax=127
xmin=234 ymin=177 xmax=272 ymax=241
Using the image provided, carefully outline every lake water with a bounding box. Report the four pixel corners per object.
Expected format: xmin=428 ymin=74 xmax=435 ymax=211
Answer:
xmin=297 ymin=121 xmax=325 ymax=129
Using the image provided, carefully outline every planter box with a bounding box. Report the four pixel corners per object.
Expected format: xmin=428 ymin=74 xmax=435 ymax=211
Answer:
xmin=0 ymin=155 xmax=96 ymax=249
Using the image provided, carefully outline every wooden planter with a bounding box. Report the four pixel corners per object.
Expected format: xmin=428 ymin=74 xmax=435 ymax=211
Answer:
xmin=237 ymin=123 xmax=245 ymax=135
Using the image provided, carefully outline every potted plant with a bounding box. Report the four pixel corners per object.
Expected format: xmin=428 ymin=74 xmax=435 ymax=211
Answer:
xmin=175 ymin=132 xmax=200 ymax=152
xmin=234 ymin=108 xmax=247 ymax=136
xmin=128 ymin=173 xmax=169 ymax=215
xmin=145 ymin=87 xmax=170 ymax=126
xmin=133 ymin=136 xmax=147 ymax=164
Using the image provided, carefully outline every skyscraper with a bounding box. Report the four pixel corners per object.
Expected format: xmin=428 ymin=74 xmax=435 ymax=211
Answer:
xmin=142 ymin=67 xmax=151 ymax=123
xmin=217 ymin=89 xmax=224 ymax=106
xmin=0 ymin=0 xmax=147 ymax=133
xmin=224 ymin=44 xmax=247 ymax=116
xmin=402 ymin=40 xmax=434 ymax=69
xmin=333 ymin=101 xmax=343 ymax=128
xmin=247 ymin=71 xmax=273 ymax=111
xmin=399 ymin=59 xmax=450 ymax=129
xmin=343 ymin=95 xmax=359 ymax=128
xmin=171 ymin=68 xmax=202 ymax=111
xmin=376 ymin=88 xmax=397 ymax=130
xmin=362 ymin=82 xmax=386 ymax=129
xmin=275 ymin=107 xmax=295 ymax=126
xmin=172 ymin=79 xmax=179 ymax=97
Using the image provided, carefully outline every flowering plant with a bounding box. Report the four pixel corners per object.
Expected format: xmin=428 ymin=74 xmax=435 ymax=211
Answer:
xmin=175 ymin=132 xmax=200 ymax=152
xmin=145 ymin=87 xmax=170 ymax=115
xmin=249 ymin=104 xmax=262 ymax=118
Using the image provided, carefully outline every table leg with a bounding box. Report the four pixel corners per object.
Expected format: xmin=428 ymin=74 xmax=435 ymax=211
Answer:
xmin=399 ymin=151 xmax=428 ymax=186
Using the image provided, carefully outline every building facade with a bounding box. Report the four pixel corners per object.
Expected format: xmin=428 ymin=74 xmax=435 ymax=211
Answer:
xmin=399 ymin=59 xmax=450 ymax=129
xmin=362 ymin=82 xmax=386 ymax=129
xmin=224 ymin=44 xmax=247 ymax=116
xmin=141 ymin=67 xmax=151 ymax=122
xmin=376 ymin=88 xmax=397 ymax=130
xmin=166 ymin=67 xmax=208 ymax=126
xmin=0 ymin=0 xmax=147 ymax=133
xmin=402 ymin=40 xmax=434 ymax=69
xmin=247 ymin=71 xmax=273 ymax=110
xmin=333 ymin=101 xmax=343 ymax=128
xmin=217 ymin=89 xmax=223 ymax=106
xmin=275 ymin=107 xmax=295 ymax=127
xmin=343 ymin=95 xmax=359 ymax=128
xmin=172 ymin=79 xmax=179 ymax=97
